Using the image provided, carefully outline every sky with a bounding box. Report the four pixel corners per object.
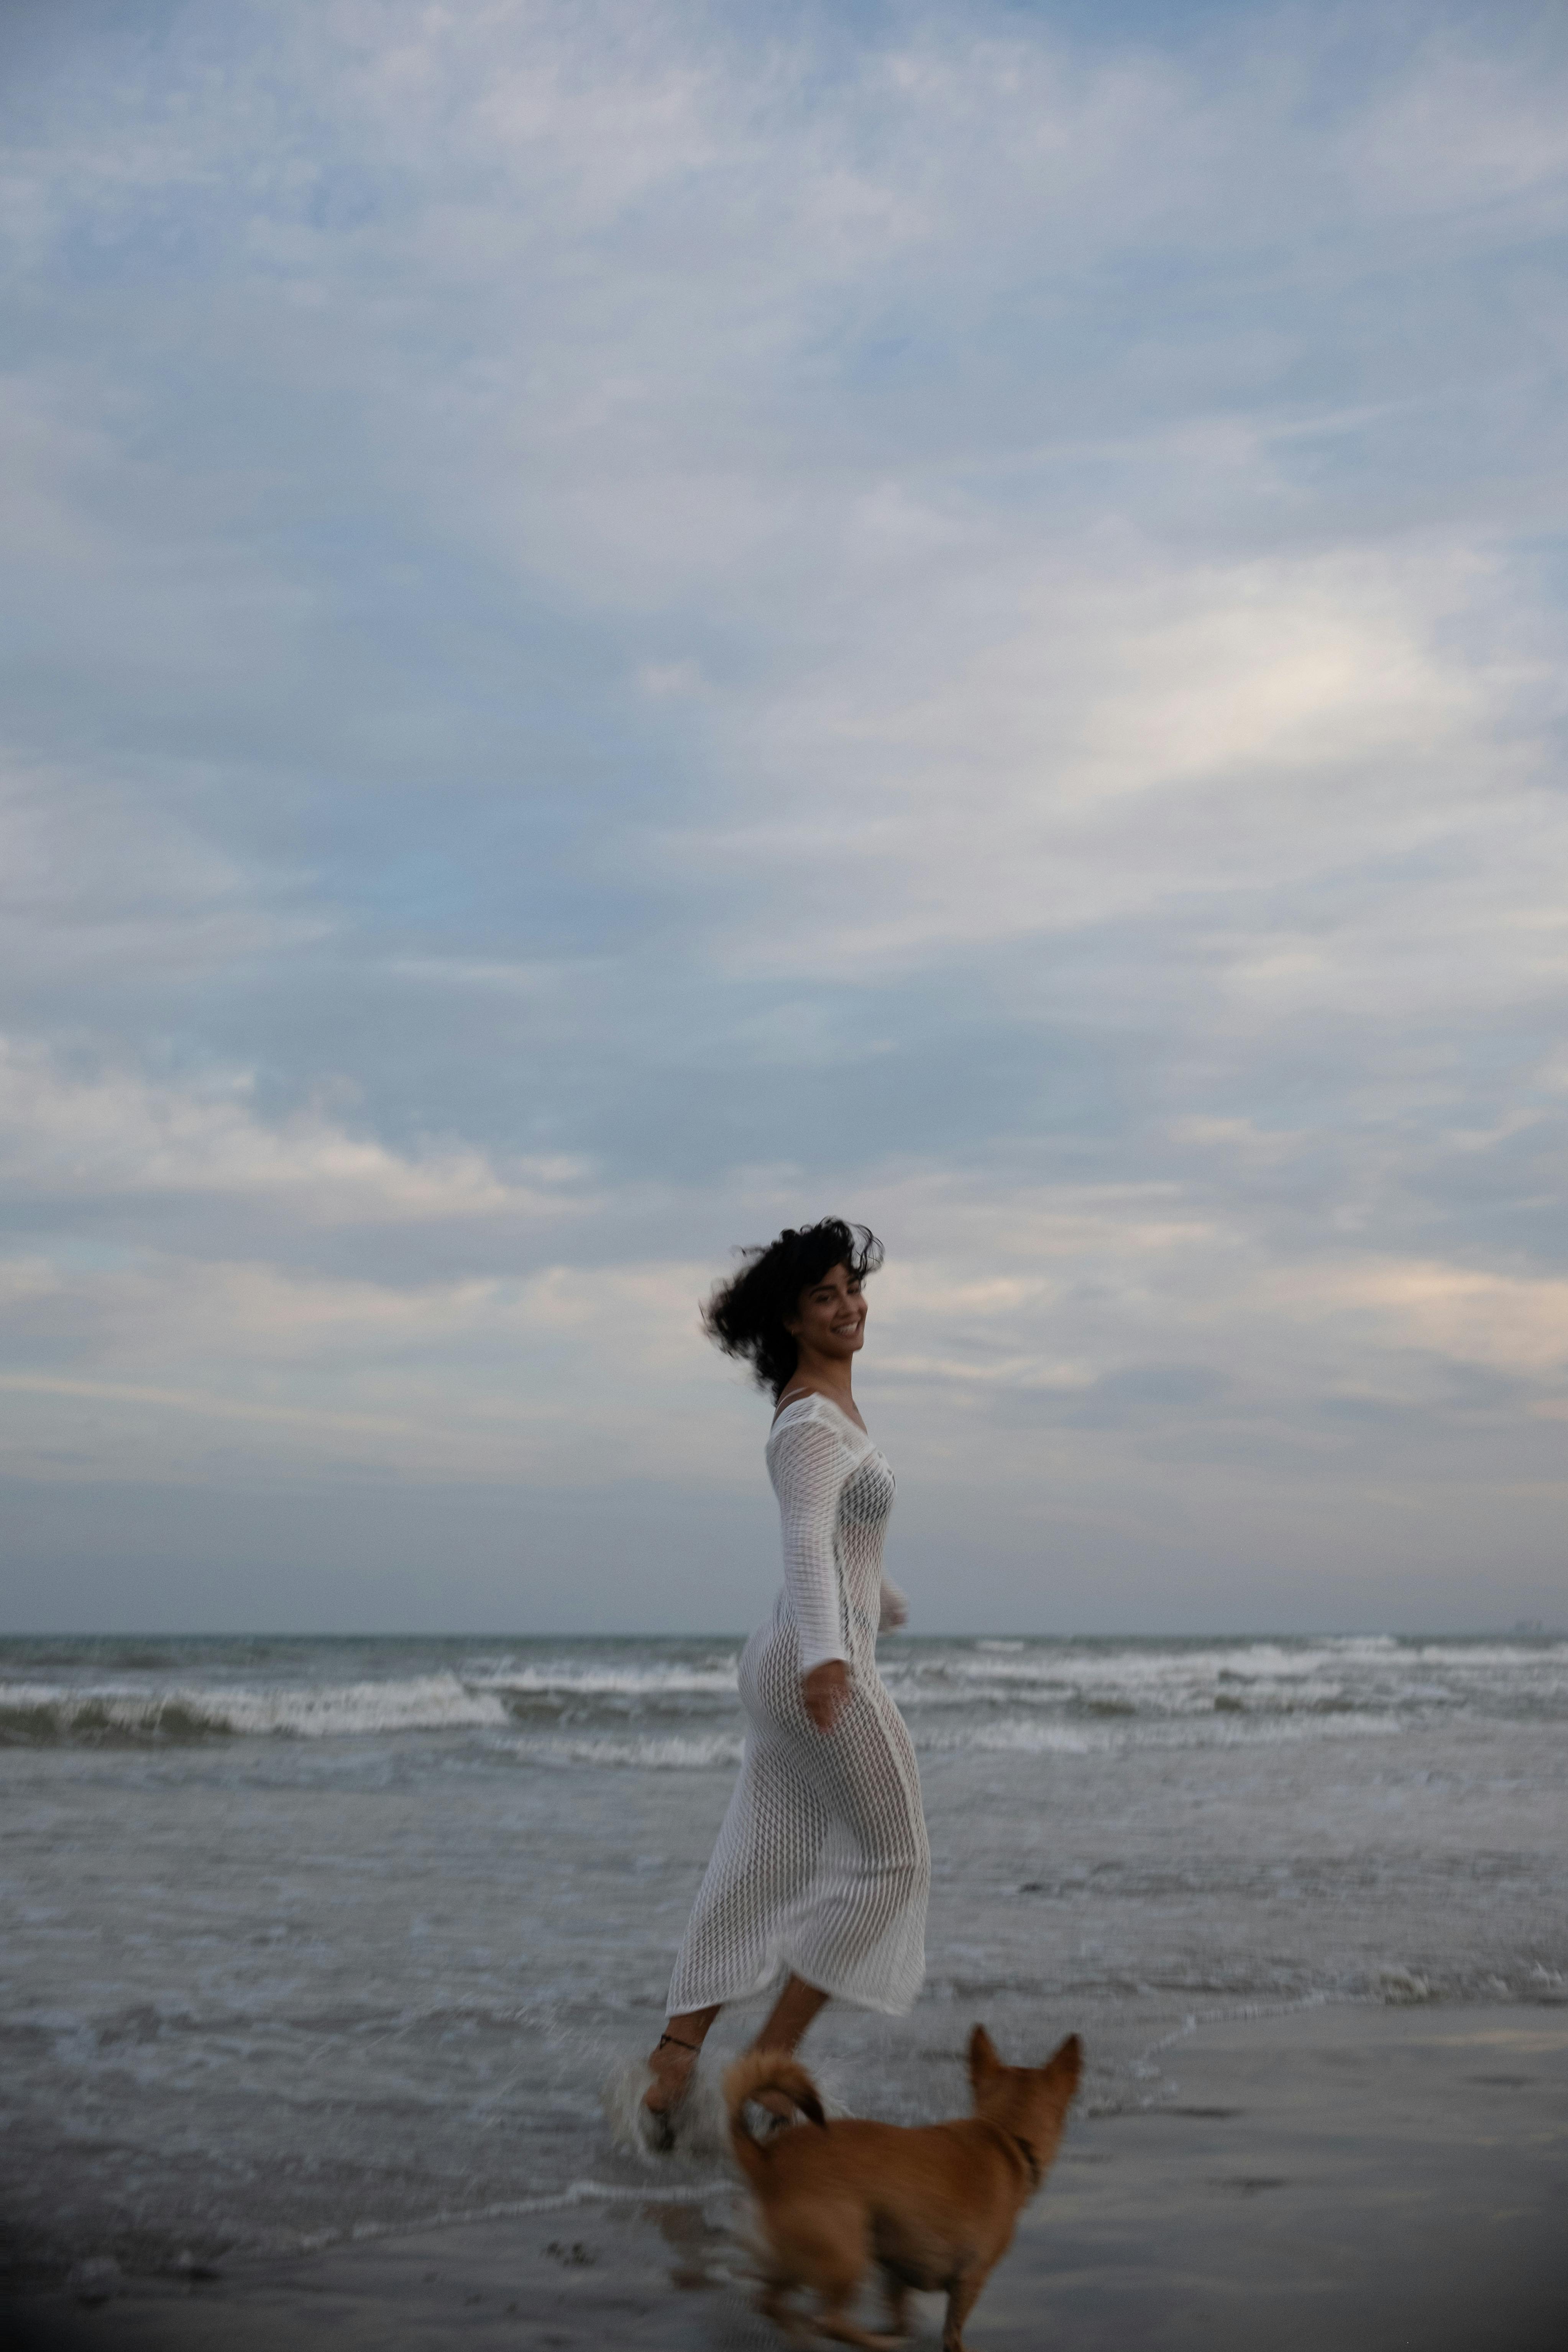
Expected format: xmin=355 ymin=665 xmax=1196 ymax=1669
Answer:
xmin=2 ymin=0 xmax=1566 ymax=1636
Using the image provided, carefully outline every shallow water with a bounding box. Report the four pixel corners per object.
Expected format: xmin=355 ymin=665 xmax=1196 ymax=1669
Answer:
xmin=2 ymin=1633 xmax=1565 ymax=2281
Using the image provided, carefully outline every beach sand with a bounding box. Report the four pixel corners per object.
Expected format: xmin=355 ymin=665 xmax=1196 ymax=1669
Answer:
xmin=7 ymin=2001 xmax=1565 ymax=2352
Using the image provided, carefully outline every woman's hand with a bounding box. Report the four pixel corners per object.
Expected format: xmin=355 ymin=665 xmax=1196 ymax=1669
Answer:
xmin=801 ymin=1659 xmax=850 ymax=1734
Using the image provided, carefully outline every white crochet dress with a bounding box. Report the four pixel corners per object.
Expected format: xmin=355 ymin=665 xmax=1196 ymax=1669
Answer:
xmin=665 ymin=1394 xmax=929 ymax=2016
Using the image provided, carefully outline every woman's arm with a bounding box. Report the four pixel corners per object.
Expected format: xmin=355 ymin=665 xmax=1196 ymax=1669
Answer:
xmin=878 ymin=1577 xmax=909 ymax=1632
xmin=769 ymin=1413 xmax=848 ymax=1680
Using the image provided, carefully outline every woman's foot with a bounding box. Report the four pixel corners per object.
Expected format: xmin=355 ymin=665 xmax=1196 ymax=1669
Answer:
xmin=641 ymin=2032 xmax=701 ymax=2150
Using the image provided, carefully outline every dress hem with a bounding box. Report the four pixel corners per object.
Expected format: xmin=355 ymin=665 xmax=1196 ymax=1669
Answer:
xmin=667 ymin=1955 xmax=925 ymax=2019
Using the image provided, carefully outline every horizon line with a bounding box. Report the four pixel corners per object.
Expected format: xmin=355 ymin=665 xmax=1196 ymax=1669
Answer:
xmin=3 ymin=1625 xmax=1560 ymax=1643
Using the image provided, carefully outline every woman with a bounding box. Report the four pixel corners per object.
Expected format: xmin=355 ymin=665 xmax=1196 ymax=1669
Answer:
xmin=642 ymin=1219 xmax=930 ymax=2142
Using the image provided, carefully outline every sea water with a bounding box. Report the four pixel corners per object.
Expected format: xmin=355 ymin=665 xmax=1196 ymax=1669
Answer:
xmin=2 ymin=1633 xmax=1565 ymax=2281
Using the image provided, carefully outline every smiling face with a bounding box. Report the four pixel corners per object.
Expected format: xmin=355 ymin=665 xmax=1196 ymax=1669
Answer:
xmin=784 ymin=1260 xmax=868 ymax=1368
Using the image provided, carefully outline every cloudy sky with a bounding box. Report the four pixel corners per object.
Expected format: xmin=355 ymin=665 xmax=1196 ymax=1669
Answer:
xmin=3 ymin=0 xmax=1565 ymax=1635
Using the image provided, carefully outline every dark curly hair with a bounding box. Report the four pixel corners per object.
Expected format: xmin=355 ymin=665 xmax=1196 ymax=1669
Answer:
xmin=703 ymin=1219 xmax=884 ymax=1401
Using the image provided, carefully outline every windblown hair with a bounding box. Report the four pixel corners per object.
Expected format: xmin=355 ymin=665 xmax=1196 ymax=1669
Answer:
xmin=704 ymin=1220 xmax=884 ymax=1402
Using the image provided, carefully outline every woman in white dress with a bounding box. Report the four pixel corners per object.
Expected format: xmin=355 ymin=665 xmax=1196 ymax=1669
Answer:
xmin=642 ymin=1220 xmax=930 ymax=2140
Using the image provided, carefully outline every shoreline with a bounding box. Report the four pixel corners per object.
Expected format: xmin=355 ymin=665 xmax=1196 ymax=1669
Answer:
xmin=7 ymin=1997 xmax=1566 ymax=2350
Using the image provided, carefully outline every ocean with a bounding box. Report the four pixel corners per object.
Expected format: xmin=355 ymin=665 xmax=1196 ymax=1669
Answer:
xmin=3 ymin=1632 xmax=1565 ymax=2285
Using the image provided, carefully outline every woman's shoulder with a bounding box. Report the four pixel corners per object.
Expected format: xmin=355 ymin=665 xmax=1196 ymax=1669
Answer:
xmin=767 ymin=1390 xmax=871 ymax=1449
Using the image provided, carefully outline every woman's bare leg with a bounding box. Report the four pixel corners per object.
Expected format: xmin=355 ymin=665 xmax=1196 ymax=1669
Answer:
xmin=643 ymin=2004 xmax=720 ymax=2118
xmin=745 ymin=1973 xmax=830 ymax=2119
xmin=643 ymin=1974 xmax=828 ymax=2133
xmin=752 ymin=1971 xmax=829 ymax=2054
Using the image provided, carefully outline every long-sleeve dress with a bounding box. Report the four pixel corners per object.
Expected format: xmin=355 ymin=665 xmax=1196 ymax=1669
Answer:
xmin=665 ymin=1393 xmax=929 ymax=2016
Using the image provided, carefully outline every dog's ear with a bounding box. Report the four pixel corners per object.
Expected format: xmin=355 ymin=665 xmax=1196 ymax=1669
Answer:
xmin=1044 ymin=2032 xmax=1082 ymax=2099
xmin=967 ymin=2024 xmax=1000 ymax=2083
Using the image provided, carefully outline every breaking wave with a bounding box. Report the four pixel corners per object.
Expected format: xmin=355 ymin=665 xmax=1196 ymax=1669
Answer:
xmin=2 ymin=1634 xmax=1561 ymax=1751
xmin=0 ymin=1673 xmax=510 ymax=1745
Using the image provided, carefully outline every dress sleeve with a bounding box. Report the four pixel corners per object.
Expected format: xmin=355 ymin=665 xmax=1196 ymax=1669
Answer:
xmin=768 ymin=1413 xmax=849 ymax=1674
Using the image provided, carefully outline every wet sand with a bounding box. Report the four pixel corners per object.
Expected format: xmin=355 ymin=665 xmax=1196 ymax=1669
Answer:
xmin=6 ymin=2001 xmax=1566 ymax=2352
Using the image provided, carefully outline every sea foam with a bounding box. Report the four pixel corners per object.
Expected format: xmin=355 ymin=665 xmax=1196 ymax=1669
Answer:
xmin=0 ymin=1672 xmax=510 ymax=1743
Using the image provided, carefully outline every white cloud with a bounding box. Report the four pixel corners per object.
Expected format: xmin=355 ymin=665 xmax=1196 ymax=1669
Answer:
xmin=1348 ymin=41 xmax=1568 ymax=222
xmin=0 ymin=1245 xmax=735 ymax=1486
xmin=0 ymin=1041 xmax=587 ymax=1226
xmin=673 ymin=534 xmax=1563 ymax=1004
xmin=7 ymin=1156 xmax=1565 ymax=1500
xmin=1264 ymin=1257 xmax=1568 ymax=1384
xmin=0 ymin=759 xmax=313 ymax=993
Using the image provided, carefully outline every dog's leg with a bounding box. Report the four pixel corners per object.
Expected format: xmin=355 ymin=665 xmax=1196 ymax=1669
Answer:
xmin=758 ymin=2278 xmax=812 ymax=2342
xmin=814 ymin=2310 xmax=901 ymax=2350
xmin=939 ymin=2267 xmax=988 ymax=2352
xmin=878 ymin=2274 xmax=912 ymax=2341
xmin=809 ymin=2245 xmax=898 ymax=2350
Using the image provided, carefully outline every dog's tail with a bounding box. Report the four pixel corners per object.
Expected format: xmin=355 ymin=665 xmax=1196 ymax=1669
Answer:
xmin=722 ymin=2050 xmax=828 ymax=2181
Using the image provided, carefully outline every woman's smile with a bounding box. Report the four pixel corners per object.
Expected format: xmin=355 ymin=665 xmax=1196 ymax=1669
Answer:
xmin=790 ymin=1261 xmax=868 ymax=1361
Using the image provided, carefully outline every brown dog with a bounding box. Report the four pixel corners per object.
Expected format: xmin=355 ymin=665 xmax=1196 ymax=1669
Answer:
xmin=724 ymin=2026 xmax=1082 ymax=2350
